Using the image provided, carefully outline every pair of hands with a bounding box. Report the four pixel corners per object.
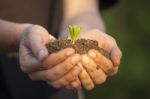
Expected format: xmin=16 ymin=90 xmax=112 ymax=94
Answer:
xmin=19 ymin=25 xmax=122 ymax=90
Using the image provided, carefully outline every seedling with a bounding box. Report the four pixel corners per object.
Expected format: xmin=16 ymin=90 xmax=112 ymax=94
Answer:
xmin=68 ymin=25 xmax=81 ymax=44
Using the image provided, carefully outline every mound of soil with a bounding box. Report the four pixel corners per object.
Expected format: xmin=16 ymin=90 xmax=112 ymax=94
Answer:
xmin=46 ymin=39 xmax=109 ymax=58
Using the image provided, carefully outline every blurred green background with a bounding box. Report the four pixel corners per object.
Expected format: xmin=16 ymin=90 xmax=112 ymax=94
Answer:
xmin=84 ymin=0 xmax=150 ymax=99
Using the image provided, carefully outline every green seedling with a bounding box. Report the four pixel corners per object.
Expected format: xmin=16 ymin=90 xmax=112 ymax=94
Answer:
xmin=68 ymin=25 xmax=81 ymax=44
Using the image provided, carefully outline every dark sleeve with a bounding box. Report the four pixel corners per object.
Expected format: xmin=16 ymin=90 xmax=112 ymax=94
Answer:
xmin=99 ymin=0 xmax=118 ymax=10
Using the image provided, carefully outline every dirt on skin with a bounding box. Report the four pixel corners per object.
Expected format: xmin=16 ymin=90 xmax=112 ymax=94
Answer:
xmin=46 ymin=39 xmax=109 ymax=58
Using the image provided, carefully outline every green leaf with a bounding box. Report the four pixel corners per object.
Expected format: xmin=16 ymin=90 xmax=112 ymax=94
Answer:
xmin=67 ymin=25 xmax=81 ymax=44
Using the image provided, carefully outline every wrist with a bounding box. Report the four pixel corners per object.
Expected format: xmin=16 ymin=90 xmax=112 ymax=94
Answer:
xmin=0 ymin=19 xmax=33 ymax=53
xmin=9 ymin=23 xmax=33 ymax=52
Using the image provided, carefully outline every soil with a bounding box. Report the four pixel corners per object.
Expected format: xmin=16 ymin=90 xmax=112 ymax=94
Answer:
xmin=46 ymin=39 xmax=109 ymax=58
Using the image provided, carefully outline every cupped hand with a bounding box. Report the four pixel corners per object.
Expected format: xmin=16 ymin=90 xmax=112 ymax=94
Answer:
xmin=19 ymin=25 xmax=82 ymax=88
xmin=67 ymin=29 xmax=122 ymax=90
xmin=79 ymin=29 xmax=122 ymax=74
xmin=79 ymin=29 xmax=122 ymax=67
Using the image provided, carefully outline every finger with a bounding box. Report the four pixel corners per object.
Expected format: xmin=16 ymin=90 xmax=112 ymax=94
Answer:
xmin=81 ymin=54 xmax=97 ymax=72
xmin=19 ymin=44 xmax=41 ymax=73
xmin=110 ymin=46 xmax=122 ymax=67
xmin=78 ymin=63 xmax=94 ymax=90
xmin=91 ymin=69 xmax=107 ymax=84
xmin=46 ymin=54 xmax=81 ymax=81
xmin=28 ymin=54 xmax=81 ymax=81
xmin=42 ymin=48 xmax=75 ymax=69
xmin=100 ymin=37 xmax=122 ymax=67
xmin=88 ymin=49 xmax=114 ymax=75
xmin=81 ymin=55 xmax=107 ymax=84
xmin=70 ymin=78 xmax=81 ymax=89
xmin=49 ymin=66 xmax=82 ymax=88
xmin=66 ymin=77 xmax=81 ymax=89
xmin=109 ymin=67 xmax=119 ymax=76
xmin=81 ymin=55 xmax=104 ymax=84
xmin=25 ymin=34 xmax=48 ymax=61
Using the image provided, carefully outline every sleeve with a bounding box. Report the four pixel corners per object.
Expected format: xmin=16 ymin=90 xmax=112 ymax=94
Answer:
xmin=99 ymin=0 xmax=119 ymax=10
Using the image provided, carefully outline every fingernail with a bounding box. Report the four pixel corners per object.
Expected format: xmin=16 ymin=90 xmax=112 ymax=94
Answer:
xmin=82 ymin=55 xmax=90 ymax=64
xmin=38 ymin=49 xmax=47 ymax=61
xmin=89 ymin=51 xmax=96 ymax=58
xmin=66 ymin=48 xmax=75 ymax=56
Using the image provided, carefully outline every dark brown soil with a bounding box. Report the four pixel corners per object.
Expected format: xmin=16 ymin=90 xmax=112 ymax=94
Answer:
xmin=46 ymin=39 xmax=109 ymax=58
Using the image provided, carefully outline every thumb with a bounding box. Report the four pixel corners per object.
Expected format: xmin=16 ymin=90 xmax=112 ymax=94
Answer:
xmin=37 ymin=45 xmax=48 ymax=61
xmin=28 ymin=37 xmax=48 ymax=61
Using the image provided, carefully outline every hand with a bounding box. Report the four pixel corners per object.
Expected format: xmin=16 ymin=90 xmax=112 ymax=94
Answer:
xmin=19 ymin=25 xmax=82 ymax=88
xmin=79 ymin=29 xmax=122 ymax=73
xmin=67 ymin=29 xmax=122 ymax=90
